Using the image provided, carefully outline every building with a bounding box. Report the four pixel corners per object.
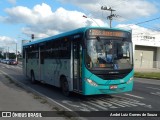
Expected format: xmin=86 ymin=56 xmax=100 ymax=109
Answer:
xmin=131 ymin=25 xmax=160 ymax=69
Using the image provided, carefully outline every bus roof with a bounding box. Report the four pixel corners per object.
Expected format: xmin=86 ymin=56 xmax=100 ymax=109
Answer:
xmin=23 ymin=26 xmax=131 ymax=47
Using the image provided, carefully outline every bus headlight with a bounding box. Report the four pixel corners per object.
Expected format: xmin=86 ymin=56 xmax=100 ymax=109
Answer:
xmin=85 ymin=78 xmax=98 ymax=86
xmin=127 ymin=77 xmax=133 ymax=84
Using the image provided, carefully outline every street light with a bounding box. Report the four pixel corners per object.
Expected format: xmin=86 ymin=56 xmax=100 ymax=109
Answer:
xmin=4 ymin=46 xmax=9 ymax=60
xmin=82 ymin=15 xmax=100 ymax=27
xmin=15 ymin=43 xmax=17 ymax=62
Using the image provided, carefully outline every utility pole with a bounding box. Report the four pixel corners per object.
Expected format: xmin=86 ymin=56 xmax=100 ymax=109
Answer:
xmin=16 ymin=43 xmax=17 ymax=62
xmin=6 ymin=48 xmax=7 ymax=60
xmin=101 ymin=6 xmax=118 ymax=28
xmin=6 ymin=47 xmax=9 ymax=60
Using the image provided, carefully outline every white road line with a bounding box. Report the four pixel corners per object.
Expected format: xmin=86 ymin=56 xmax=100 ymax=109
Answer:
xmin=86 ymin=101 xmax=109 ymax=110
xmin=150 ymin=92 xmax=160 ymax=96
xmin=80 ymin=103 xmax=99 ymax=111
xmin=124 ymin=93 xmax=144 ymax=99
xmin=146 ymin=86 xmax=160 ymax=91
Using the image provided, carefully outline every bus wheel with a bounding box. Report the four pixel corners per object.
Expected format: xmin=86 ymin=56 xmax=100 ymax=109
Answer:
xmin=31 ymin=72 xmax=36 ymax=84
xmin=62 ymin=79 xmax=70 ymax=96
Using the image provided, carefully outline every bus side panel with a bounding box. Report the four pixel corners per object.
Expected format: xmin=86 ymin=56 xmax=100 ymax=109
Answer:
xmin=26 ymin=59 xmax=31 ymax=78
xmin=22 ymin=58 xmax=26 ymax=76
xmin=26 ymin=59 xmax=39 ymax=80
xmin=42 ymin=59 xmax=55 ymax=84
xmin=42 ymin=59 xmax=72 ymax=90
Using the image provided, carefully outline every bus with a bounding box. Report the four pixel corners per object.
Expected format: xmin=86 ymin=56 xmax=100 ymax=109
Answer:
xmin=22 ymin=27 xmax=134 ymax=96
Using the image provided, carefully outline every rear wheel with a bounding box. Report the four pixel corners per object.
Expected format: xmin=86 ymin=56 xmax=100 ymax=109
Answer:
xmin=61 ymin=78 xmax=70 ymax=96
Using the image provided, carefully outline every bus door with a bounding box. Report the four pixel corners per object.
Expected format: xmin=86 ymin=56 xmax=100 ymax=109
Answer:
xmin=39 ymin=51 xmax=44 ymax=81
xmin=25 ymin=49 xmax=28 ymax=77
xmin=39 ymin=45 xmax=45 ymax=82
xmin=73 ymin=40 xmax=82 ymax=92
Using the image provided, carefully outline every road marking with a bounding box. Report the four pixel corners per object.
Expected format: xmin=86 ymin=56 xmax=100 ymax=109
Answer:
xmin=107 ymin=98 xmax=138 ymax=107
xmin=0 ymin=70 xmax=72 ymax=112
xmin=86 ymin=101 xmax=109 ymax=110
xmin=150 ymin=92 xmax=160 ymax=96
xmin=62 ymin=100 xmax=90 ymax=111
xmin=98 ymin=98 xmax=127 ymax=107
xmin=6 ymin=66 xmax=10 ymax=69
xmin=80 ymin=103 xmax=99 ymax=111
xmin=147 ymin=86 xmax=160 ymax=91
xmin=124 ymin=93 xmax=144 ymax=99
xmin=113 ymin=95 xmax=152 ymax=108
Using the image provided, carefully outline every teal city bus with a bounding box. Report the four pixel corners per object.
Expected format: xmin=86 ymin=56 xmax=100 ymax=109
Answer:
xmin=22 ymin=27 xmax=134 ymax=96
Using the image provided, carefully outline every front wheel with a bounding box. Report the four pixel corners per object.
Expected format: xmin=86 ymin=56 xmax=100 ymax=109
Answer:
xmin=62 ymin=79 xmax=70 ymax=96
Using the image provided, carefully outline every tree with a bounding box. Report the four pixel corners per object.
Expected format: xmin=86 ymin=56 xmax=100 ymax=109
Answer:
xmin=9 ymin=53 xmax=16 ymax=59
xmin=0 ymin=53 xmax=3 ymax=58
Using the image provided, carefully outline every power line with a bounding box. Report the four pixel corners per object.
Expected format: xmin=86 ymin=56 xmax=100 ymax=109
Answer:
xmin=106 ymin=0 xmax=160 ymax=31
xmin=117 ymin=16 xmax=160 ymax=32
xmin=135 ymin=17 xmax=160 ymax=25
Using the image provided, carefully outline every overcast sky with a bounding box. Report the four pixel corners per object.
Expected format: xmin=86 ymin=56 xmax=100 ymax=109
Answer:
xmin=0 ymin=0 xmax=160 ymax=52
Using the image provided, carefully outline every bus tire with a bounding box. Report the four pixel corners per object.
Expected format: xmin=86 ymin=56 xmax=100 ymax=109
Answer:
xmin=61 ymin=77 xmax=70 ymax=96
xmin=31 ymin=71 xmax=36 ymax=84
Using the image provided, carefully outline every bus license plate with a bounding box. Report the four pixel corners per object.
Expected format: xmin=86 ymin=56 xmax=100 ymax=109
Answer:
xmin=110 ymin=85 xmax=117 ymax=89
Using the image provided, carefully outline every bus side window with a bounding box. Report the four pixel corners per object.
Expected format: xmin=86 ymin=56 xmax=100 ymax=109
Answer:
xmin=41 ymin=52 xmax=44 ymax=64
xmin=60 ymin=39 xmax=71 ymax=59
xmin=53 ymin=40 xmax=60 ymax=58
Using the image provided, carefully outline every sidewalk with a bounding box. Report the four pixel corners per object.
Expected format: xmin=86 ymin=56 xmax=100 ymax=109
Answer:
xmin=135 ymin=68 xmax=160 ymax=72
xmin=0 ymin=71 xmax=67 ymax=120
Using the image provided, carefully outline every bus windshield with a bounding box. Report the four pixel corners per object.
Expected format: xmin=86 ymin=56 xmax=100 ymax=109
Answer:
xmin=86 ymin=38 xmax=133 ymax=70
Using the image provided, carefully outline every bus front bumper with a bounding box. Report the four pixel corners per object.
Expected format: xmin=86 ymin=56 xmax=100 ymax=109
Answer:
xmin=83 ymin=80 xmax=134 ymax=95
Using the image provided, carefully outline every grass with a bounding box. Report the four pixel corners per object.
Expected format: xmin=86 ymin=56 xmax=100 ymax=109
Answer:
xmin=4 ymin=75 xmax=14 ymax=83
xmin=134 ymin=72 xmax=160 ymax=80
xmin=33 ymin=95 xmax=41 ymax=99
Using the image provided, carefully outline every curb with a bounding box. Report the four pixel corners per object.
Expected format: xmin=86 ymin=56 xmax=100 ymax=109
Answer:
xmin=0 ymin=70 xmax=84 ymax=120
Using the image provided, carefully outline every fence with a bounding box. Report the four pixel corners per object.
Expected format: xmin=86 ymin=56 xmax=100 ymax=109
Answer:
xmin=134 ymin=60 xmax=160 ymax=72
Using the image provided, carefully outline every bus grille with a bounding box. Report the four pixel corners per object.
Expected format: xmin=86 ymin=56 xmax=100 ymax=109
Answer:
xmin=97 ymin=73 xmax=128 ymax=80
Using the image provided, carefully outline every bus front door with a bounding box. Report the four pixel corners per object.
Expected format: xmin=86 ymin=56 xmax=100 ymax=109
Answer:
xmin=73 ymin=41 xmax=82 ymax=93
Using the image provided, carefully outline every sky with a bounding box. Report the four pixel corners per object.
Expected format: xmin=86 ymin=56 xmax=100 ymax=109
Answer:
xmin=0 ymin=0 xmax=160 ymax=53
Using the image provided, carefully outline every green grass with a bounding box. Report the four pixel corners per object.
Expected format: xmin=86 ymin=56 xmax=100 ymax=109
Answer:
xmin=134 ymin=72 xmax=160 ymax=80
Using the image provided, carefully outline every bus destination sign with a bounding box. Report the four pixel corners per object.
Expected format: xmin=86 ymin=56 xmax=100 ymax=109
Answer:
xmin=88 ymin=29 xmax=127 ymax=37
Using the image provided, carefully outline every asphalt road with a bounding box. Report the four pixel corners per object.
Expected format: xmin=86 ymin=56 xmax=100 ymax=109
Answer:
xmin=0 ymin=63 xmax=160 ymax=120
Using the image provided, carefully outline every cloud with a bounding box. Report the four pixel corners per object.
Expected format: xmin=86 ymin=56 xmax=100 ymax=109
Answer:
xmin=0 ymin=36 xmax=17 ymax=46
xmin=58 ymin=0 xmax=158 ymax=21
xmin=7 ymin=0 xmax=16 ymax=5
xmin=116 ymin=24 xmax=148 ymax=32
xmin=0 ymin=3 xmax=106 ymax=38
xmin=116 ymin=24 xmax=160 ymax=37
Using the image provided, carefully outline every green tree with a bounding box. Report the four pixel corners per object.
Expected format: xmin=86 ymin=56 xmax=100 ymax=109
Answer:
xmin=9 ymin=53 xmax=16 ymax=59
xmin=0 ymin=53 xmax=3 ymax=58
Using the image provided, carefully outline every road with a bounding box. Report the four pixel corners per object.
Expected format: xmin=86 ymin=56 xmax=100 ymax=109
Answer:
xmin=0 ymin=63 xmax=160 ymax=120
